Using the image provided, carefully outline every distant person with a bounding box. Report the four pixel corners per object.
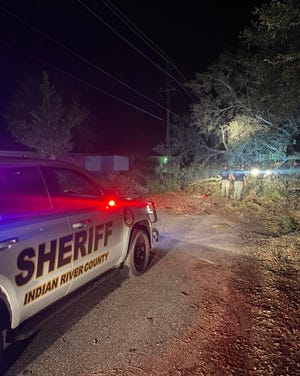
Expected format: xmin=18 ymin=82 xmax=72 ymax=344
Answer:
xmin=217 ymin=165 xmax=231 ymax=198
xmin=232 ymin=165 xmax=247 ymax=200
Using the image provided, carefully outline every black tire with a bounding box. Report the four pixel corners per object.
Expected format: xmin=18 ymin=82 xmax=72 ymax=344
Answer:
xmin=123 ymin=229 xmax=150 ymax=277
xmin=0 ymin=330 xmax=3 ymax=364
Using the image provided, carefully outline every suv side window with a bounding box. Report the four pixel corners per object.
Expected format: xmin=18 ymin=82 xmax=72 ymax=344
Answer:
xmin=0 ymin=165 xmax=51 ymax=219
xmin=41 ymin=167 xmax=103 ymax=210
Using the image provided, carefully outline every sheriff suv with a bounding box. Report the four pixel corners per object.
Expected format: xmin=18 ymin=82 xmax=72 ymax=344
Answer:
xmin=0 ymin=157 xmax=158 ymax=361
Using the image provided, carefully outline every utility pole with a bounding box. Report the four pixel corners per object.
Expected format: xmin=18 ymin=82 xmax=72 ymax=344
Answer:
xmin=160 ymin=63 xmax=176 ymax=154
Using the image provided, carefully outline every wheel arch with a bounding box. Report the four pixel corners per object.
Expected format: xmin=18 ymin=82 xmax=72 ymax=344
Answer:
xmin=130 ymin=220 xmax=152 ymax=245
xmin=0 ymin=291 xmax=11 ymax=330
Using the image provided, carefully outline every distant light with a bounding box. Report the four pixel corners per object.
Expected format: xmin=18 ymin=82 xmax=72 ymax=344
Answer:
xmin=160 ymin=156 xmax=168 ymax=164
xmin=251 ymin=168 xmax=260 ymax=176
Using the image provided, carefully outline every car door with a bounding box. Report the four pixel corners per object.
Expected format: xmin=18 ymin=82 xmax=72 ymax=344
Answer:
xmin=41 ymin=166 xmax=124 ymax=294
xmin=0 ymin=165 xmax=71 ymax=325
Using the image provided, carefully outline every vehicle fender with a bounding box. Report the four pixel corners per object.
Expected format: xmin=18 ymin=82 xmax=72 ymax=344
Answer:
xmin=123 ymin=219 xmax=152 ymax=260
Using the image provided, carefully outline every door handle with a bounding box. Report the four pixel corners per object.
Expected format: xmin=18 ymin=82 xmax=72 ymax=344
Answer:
xmin=72 ymin=219 xmax=91 ymax=229
xmin=0 ymin=237 xmax=19 ymax=251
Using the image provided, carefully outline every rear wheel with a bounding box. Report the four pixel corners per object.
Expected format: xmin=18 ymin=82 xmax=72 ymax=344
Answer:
xmin=123 ymin=229 xmax=150 ymax=276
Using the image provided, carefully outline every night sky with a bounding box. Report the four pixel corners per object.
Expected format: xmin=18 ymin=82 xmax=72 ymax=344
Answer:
xmin=0 ymin=0 xmax=264 ymax=155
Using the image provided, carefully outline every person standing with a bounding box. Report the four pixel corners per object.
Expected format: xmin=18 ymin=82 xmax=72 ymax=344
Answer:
xmin=232 ymin=165 xmax=247 ymax=200
xmin=217 ymin=165 xmax=231 ymax=198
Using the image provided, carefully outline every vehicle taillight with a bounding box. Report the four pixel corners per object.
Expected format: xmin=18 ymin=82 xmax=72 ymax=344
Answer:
xmin=107 ymin=199 xmax=116 ymax=207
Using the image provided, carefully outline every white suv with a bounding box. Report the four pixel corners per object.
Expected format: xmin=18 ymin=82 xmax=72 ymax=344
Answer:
xmin=0 ymin=157 xmax=158 ymax=361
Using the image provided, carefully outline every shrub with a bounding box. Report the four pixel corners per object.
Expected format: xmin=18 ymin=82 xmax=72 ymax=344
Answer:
xmin=281 ymin=217 xmax=298 ymax=233
xmin=144 ymin=162 xmax=216 ymax=194
xmin=145 ymin=163 xmax=182 ymax=194
xmin=93 ymin=170 xmax=148 ymax=197
xmin=247 ymin=175 xmax=291 ymax=197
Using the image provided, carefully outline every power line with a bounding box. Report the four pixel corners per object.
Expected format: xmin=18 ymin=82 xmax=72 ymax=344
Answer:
xmin=0 ymin=3 xmax=169 ymax=114
xmin=42 ymin=62 xmax=165 ymax=120
xmin=0 ymin=39 xmax=167 ymax=121
xmin=101 ymin=0 xmax=188 ymax=82
xmin=78 ymin=0 xmax=195 ymax=101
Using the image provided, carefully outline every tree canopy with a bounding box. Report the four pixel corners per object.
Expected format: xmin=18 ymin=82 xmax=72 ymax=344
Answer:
xmin=161 ymin=0 xmax=300 ymax=167
xmin=5 ymin=71 xmax=89 ymax=159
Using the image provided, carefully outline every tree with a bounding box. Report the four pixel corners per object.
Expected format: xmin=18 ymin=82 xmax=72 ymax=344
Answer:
xmin=5 ymin=71 xmax=89 ymax=159
xmin=162 ymin=0 xmax=300 ymax=167
xmin=188 ymin=50 xmax=253 ymax=157
xmin=242 ymin=0 xmax=300 ymax=122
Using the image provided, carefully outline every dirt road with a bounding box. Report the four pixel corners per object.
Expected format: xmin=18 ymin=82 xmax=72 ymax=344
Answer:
xmin=2 ymin=203 xmax=299 ymax=375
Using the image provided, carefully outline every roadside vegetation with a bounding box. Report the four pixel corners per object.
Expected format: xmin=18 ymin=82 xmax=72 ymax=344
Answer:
xmin=238 ymin=232 xmax=300 ymax=375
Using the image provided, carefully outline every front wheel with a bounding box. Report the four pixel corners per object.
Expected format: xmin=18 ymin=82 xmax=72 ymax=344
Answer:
xmin=123 ymin=229 xmax=150 ymax=277
xmin=0 ymin=330 xmax=3 ymax=364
